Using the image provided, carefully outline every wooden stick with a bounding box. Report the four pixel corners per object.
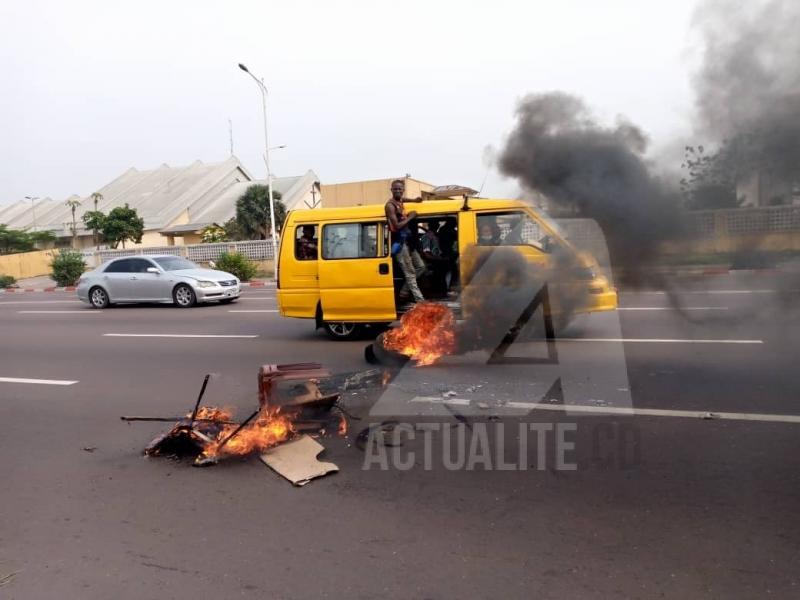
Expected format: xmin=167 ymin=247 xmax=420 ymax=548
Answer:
xmin=120 ymin=416 xmax=237 ymax=425
xmin=214 ymin=409 xmax=260 ymax=453
xmin=189 ymin=374 xmax=211 ymax=427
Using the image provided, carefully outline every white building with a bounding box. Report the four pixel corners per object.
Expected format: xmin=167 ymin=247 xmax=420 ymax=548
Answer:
xmin=0 ymin=157 xmax=321 ymax=248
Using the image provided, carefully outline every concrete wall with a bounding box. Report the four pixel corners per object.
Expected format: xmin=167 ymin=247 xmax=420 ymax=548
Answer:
xmin=321 ymin=177 xmax=435 ymax=208
xmin=0 ymin=249 xmax=57 ymax=279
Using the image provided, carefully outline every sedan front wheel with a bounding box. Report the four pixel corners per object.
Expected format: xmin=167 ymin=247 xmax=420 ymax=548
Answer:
xmin=89 ymin=286 xmax=110 ymax=309
xmin=173 ymin=284 xmax=196 ymax=308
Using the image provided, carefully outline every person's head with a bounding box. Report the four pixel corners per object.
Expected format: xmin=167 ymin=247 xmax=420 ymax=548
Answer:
xmin=479 ymin=223 xmax=496 ymax=242
xmin=301 ymin=225 xmax=315 ymax=239
xmin=390 ymin=179 xmax=405 ymax=201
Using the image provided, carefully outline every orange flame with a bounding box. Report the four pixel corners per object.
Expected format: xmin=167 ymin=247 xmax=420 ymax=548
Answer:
xmin=383 ymin=302 xmax=457 ymax=366
xmin=199 ymin=407 xmax=294 ymax=461
xmin=190 ymin=406 xmax=234 ymax=422
xmin=338 ymin=414 xmax=348 ymax=436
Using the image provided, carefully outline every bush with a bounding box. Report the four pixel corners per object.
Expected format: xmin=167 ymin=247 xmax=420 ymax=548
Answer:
xmin=50 ymin=250 xmax=86 ymax=287
xmin=214 ymin=251 xmax=257 ymax=281
xmin=0 ymin=274 xmax=16 ymax=288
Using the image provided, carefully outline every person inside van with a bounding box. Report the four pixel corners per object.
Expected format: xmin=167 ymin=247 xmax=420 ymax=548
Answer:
xmin=420 ymin=221 xmax=449 ymax=297
xmin=478 ymin=220 xmax=502 ymax=246
xmin=385 ymin=180 xmax=425 ymax=303
xmin=296 ymin=225 xmax=318 ymax=260
xmin=437 ymin=219 xmax=459 ymax=293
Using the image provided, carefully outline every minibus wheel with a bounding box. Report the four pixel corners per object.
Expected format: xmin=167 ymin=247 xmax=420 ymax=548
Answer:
xmin=323 ymin=321 xmax=363 ymax=340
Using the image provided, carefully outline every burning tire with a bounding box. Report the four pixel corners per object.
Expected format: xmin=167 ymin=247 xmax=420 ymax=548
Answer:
xmin=364 ymin=332 xmax=411 ymax=367
xmin=323 ymin=321 xmax=363 ymax=341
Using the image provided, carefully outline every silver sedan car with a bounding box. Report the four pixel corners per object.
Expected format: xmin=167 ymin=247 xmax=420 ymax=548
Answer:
xmin=76 ymin=255 xmax=241 ymax=308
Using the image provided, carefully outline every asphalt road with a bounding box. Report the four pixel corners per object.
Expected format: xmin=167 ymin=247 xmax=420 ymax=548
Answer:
xmin=1 ymin=274 xmax=799 ymax=599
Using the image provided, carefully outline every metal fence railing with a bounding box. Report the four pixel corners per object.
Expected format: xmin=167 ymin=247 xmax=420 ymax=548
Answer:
xmin=85 ymin=207 xmax=800 ymax=267
xmin=722 ymin=205 xmax=800 ymax=234
xmin=90 ymin=239 xmax=275 ymax=266
xmin=558 ymin=206 xmax=800 ymax=245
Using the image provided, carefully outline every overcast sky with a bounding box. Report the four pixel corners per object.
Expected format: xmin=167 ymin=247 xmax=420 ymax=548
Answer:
xmin=0 ymin=0 xmax=702 ymax=204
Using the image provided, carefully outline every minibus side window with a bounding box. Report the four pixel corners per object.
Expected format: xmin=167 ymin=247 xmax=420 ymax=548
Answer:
xmin=476 ymin=212 xmax=551 ymax=252
xmin=322 ymin=223 xmax=381 ymax=259
xmin=295 ymin=224 xmax=319 ymax=260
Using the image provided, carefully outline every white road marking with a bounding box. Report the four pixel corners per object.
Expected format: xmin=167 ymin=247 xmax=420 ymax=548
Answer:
xmin=410 ymin=396 xmax=800 ymax=424
xmin=0 ymin=377 xmax=78 ymax=386
xmin=228 ymin=310 xmax=279 ymax=313
xmin=103 ymin=333 xmax=258 ymax=339
xmin=0 ymin=300 xmax=82 ymax=305
xmin=617 ymin=307 xmax=728 ymax=311
xmin=635 ymin=290 xmax=776 ymax=295
xmin=237 ymin=297 xmax=276 ymax=300
xmin=17 ymin=310 xmax=101 ymax=314
xmin=557 ymin=338 xmax=762 ymax=344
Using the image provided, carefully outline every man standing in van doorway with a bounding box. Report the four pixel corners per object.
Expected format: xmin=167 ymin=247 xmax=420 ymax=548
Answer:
xmin=385 ymin=179 xmax=426 ymax=303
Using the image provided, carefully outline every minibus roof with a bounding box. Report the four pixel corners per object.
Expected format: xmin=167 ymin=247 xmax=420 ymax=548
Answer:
xmin=287 ymin=198 xmax=529 ymax=222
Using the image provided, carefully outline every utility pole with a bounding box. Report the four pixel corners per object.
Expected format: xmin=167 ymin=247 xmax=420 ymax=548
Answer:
xmin=238 ymin=63 xmax=279 ymax=279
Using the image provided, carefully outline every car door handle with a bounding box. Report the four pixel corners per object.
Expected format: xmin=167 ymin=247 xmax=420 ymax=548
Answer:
xmin=378 ymin=263 xmax=390 ymax=275
xmin=130 ymin=276 xmax=138 ymax=280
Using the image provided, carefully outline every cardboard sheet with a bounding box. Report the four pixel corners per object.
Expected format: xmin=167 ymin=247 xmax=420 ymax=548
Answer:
xmin=259 ymin=435 xmax=338 ymax=486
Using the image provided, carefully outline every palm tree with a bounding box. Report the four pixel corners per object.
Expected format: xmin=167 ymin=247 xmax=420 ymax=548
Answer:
xmin=90 ymin=192 xmax=103 ymax=249
xmin=235 ymin=185 xmax=286 ymax=239
xmin=65 ymin=197 xmax=82 ymax=249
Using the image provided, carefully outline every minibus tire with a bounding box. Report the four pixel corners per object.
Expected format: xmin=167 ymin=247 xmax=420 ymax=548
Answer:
xmin=323 ymin=321 xmax=363 ymax=340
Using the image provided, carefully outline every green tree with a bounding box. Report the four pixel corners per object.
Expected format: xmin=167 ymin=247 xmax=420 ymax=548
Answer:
xmin=0 ymin=225 xmax=33 ymax=254
xmin=222 ymin=217 xmax=247 ymax=241
xmin=234 ymin=184 xmax=286 ymax=240
xmin=30 ymin=230 xmax=56 ymax=247
xmin=82 ymin=211 xmax=106 ymax=246
xmin=200 ymin=224 xmax=227 ymax=243
xmin=90 ymin=192 xmax=103 ymax=249
xmin=101 ymin=204 xmax=144 ymax=249
xmin=680 ymin=144 xmax=743 ymax=210
xmin=65 ymin=196 xmax=82 ymax=248
xmin=0 ymin=225 xmax=55 ymax=254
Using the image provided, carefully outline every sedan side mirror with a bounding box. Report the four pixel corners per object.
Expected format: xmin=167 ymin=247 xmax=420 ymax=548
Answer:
xmin=146 ymin=267 xmax=160 ymax=274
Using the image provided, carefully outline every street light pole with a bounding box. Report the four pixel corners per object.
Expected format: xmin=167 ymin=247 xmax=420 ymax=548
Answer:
xmin=238 ymin=63 xmax=278 ymax=280
xmin=24 ymin=196 xmax=39 ymax=232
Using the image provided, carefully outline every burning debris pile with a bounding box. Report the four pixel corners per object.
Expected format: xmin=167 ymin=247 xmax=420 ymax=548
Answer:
xmin=382 ymin=302 xmax=457 ymax=366
xmin=367 ymin=250 xmax=565 ymax=368
xmin=124 ymin=365 xmax=348 ymax=474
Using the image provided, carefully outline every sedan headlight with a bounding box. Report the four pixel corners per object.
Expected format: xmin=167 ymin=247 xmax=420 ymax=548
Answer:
xmin=195 ymin=280 xmax=217 ymax=288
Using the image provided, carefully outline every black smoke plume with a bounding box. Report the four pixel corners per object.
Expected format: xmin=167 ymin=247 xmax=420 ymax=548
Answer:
xmin=692 ymin=0 xmax=800 ymax=189
xmin=498 ymin=92 xmax=682 ymax=285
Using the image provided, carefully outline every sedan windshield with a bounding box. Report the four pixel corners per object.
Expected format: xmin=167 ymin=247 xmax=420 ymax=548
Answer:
xmin=152 ymin=257 xmax=199 ymax=271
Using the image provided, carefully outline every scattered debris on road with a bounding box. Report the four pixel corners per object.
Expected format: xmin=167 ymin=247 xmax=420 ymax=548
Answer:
xmin=82 ymin=446 xmax=97 ymax=453
xmin=124 ymin=366 xmax=347 ymax=471
xmin=260 ymin=435 xmax=339 ymax=486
